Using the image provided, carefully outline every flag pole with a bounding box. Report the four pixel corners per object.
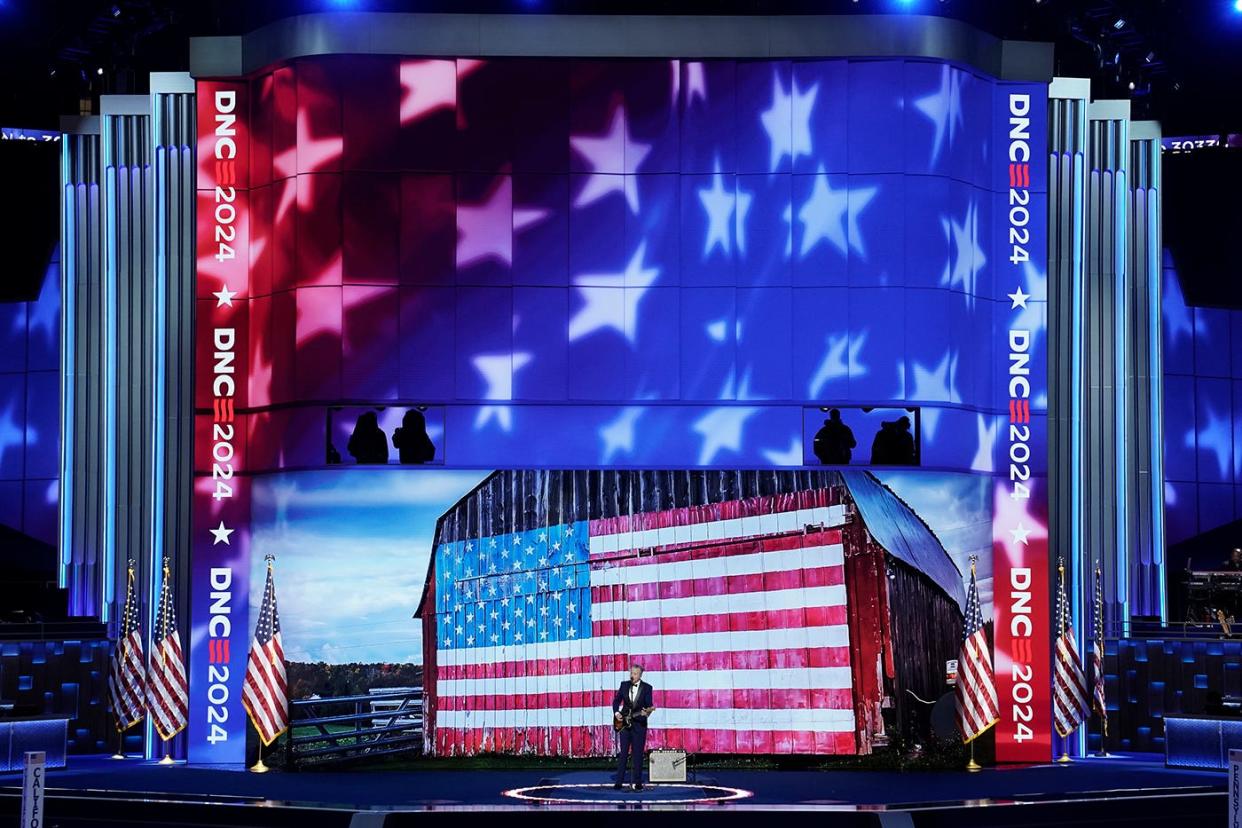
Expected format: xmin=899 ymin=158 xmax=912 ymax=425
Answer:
xmin=111 ymin=561 xmax=136 ymax=760
xmin=1093 ymin=562 xmax=1112 ymax=758
xmin=251 ymin=738 xmax=269 ymax=773
xmin=1056 ymin=558 xmax=1072 ymax=764
xmin=156 ymin=557 xmax=175 ymax=765
xmin=111 ymin=721 xmax=127 ymax=760
xmin=250 ymin=555 xmax=275 ymax=773
xmin=965 ymin=555 xmax=982 ymax=772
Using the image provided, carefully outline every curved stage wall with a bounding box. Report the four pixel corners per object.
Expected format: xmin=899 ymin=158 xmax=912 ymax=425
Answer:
xmin=190 ymin=46 xmax=1052 ymax=765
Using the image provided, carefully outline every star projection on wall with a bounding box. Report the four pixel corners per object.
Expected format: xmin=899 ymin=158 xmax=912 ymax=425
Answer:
xmin=941 ymin=201 xmax=987 ymax=300
xmin=0 ymin=403 xmax=22 ymax=471
xmin=233 ymin=56 xmax=1034 ymax=471
xmin=760 ymin=73 xmax=818 ymax=171
xmin=1186 ymin=403 xmax=1233 ymax=481
xmin=571 ymin=106 xmax=651 ymax=213
xmin=913 ymin=64 xmax=964 ymax=168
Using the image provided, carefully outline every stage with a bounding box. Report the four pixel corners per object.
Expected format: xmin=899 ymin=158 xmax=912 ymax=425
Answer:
xmin=0 ymin=754 xmax=1226 ymax=827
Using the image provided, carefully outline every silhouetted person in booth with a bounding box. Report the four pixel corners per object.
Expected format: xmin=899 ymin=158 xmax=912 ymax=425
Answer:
xmin=891 ymin=415 xmax=916 ymax=464
xmin=347 ymin=412 xmax=389 ymax=464
xmin=870 ymin=417 xmax=916 ymax=465
xmin=813 ymin=409 xmax=856 ymax=465
xmin=392 ymin=408 xmax=436 ymax=464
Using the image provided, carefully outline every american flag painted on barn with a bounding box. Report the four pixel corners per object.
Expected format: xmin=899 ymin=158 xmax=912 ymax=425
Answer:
xmin=432 ymin=498 xmax=855 ymax=756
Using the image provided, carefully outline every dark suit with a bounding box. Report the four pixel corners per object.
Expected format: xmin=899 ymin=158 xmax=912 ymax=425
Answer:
xmin=613 ymin=679 xmax=653 ymax=785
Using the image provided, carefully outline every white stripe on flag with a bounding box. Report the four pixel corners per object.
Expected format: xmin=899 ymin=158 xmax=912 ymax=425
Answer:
xmin=435 ymin=625 xmax=851 ymax=666
xmin=592 ymin=585 xmax=848 ymax=621
xmin=588 ymin=544 xmax=844 ymax=588
xmin=588 ymin=506 xmax=849 ymax=556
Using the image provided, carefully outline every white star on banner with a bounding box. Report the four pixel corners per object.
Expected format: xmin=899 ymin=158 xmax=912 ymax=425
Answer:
xmin=213 ymin=286 xmax=237 ymax=307
xmin=210 ymin=521 xmax=234 ymax=546
xmin=568 ymin=243 xmax=660 ymax=342
xmin=1012 ymin=260 xmax=1048 ymax=336
xmin=571 ymin=106 xmax=651 ymax=214
xmin=1009 ymin=522 xmax=1032 ymax=546
xmin=1008 ymin=286 xmax=1030 ymax=309
xmin=693 ymin=406 xmax=760 ymax=465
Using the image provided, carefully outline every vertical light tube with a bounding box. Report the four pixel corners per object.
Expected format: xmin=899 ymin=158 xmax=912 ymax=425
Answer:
xmin=1146 ymin=166 xmax=1167 ymax=622
xmin=101 ymin=121 xmax=118 ymax=623
xmin=58 ymin=138 xmax=75 ymax=595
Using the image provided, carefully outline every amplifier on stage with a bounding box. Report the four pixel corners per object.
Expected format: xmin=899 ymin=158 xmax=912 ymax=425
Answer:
xmin=649 ymin=750 xmax=688 ymax=783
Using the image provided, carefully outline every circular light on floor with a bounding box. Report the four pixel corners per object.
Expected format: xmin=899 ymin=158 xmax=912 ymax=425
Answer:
xmin=502 ymin=782 xmax=753 ymax=805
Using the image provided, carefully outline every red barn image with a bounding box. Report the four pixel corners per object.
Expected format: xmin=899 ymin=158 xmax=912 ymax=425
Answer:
xmin=416 ymin=469 xmax=966 ymax=757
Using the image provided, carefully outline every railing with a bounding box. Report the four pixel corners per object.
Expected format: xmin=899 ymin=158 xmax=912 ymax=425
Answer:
xmin=285 ymin=686 xmax=423 ymax=768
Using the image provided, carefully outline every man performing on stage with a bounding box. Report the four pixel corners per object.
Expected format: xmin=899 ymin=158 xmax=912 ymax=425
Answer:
xmin=613 ymin=664 xmax=656 ymax=790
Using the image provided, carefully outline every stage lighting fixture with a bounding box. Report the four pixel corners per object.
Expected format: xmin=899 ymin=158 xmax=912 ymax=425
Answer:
xmin=1128 ymin=80 xmax=1136 ymax=90
xmin=111 ymin=4 xmax=121 ymax=17
xmin=1235 ymin=0 xmax=1242 ymax=12
xmin=96 ymin=67 xmax=104 ymax=76
xmin=1113 ymin=17 xmax=1126 ymax=29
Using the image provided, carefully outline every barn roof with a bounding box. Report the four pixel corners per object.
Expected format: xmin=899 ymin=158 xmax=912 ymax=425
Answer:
xmin=840 ymin=470 xmax=967 ymax=611
xmin=415 ymin=468 xmax=968 ymax=618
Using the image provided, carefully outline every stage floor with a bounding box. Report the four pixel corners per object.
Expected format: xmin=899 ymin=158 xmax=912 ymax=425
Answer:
xmin=0 ymin=754 xmax=1228 ymax=826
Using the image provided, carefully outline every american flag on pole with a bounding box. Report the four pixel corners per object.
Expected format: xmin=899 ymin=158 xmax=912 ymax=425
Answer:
xmin=954 ymin=559 xmax=998 ymax=742
xmin=243 ymin=556 xmax=288 ymax=746
xmin=146 ymin=559 xmax=188 ymax=741
xmin=432 ymin=505 xmax=857 ymax=756
xmin=1091 ymin=564 xmax=1107 ymax=736
xmin=1053 ymin=560 xmax=1088 ymax=738
xmin=108 ymin=560 xmax=146 ymax=731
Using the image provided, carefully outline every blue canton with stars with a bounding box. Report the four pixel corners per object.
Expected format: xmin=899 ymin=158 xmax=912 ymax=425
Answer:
xmin=436 ymin=523 xmax=592 ymax=650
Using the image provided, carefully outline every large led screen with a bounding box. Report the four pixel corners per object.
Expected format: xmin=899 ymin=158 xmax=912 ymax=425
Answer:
xmin=192 ymin=55 xmax=1050 ymax=764
xmin=249 ymin=467 xmax=991 ymax=757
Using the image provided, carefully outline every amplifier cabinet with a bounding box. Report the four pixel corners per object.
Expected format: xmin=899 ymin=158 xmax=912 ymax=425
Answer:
xmin=649 ymin=749 xmax=687 ymax=782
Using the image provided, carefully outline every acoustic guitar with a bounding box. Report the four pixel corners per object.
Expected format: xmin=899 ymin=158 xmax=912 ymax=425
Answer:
xmin=614 ymin=706 xmax=656 ymax=731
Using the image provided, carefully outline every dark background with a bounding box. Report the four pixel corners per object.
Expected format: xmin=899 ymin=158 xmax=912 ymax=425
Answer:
xmin=1 ymin=0 xmax=1239 ymax=133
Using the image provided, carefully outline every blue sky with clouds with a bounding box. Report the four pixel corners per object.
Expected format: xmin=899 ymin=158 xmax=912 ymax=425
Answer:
xmin=250 ymin=469 xmax=487 ymax=665
xmin=254 ymin=468 xmax=990 ymax=665
xmin=875 ymin=471 xmax=993 ymax=613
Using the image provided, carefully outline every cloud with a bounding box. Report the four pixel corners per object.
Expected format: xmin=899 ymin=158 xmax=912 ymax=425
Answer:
xmin=249 ymin=469 xmax=483 ymax=665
